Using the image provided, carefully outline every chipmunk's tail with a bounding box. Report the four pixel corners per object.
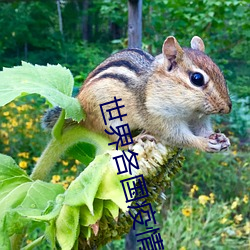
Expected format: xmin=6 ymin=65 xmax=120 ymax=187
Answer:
xmin=41 ymin=106 xmax=62 ymax=130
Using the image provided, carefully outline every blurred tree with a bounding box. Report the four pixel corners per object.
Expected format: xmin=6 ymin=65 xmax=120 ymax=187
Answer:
xmin=57 ymin=0 xmax=64 ymax=36
xmin=0 ymin=0 xmax=248 ymax=117
xmin=128 ymin=0 xmax=142 ymax=48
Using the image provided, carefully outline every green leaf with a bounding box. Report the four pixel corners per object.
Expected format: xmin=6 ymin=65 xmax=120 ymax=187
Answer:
xmin=103 ymin=200 xmax=119 ymax=219
xmin=0 ymin=154 xmax=65 ymax=245
xmin=21 ymin=235 xmax=45 ymax=250
xmin=80 ymin=226 xmax=92 ymax=240
xmin=66 ymin=142 xmax=96 ymax=165
xmin=95 ymin=156 xmax=130 ymax=212
xmin=79 ymin=199 xmax=103 ymax=227
xmin=26 ymin=198 xmax=63 ymax=222
xmin=45 ymin=220 xmax=56 ymax=249
xmin=20 ymin=181 xmax=64 ymax=213
xmin=56 ymin=205 xmax=80 ymax=250
xmin=0 ymin=62 xmax=85 ymax=122
xmin=63 ymin=153 xmax=109 ymax=213
xmin=3 ymin=210 xmax=32 ymax=237
xmin=0 ymin=231 xmax=10 ymax=250
xmin=0 ymin=182 xmax=33 ymax=248
xmin=52 ymin=109 xmax=66 ymax=139
xmin=0 ymin=182 xmax=33 ymax=218
xmin=0 ymin=181 xmax=64 ymax=238
xmin=0 ymin=176 xmax=32 ymax=201
xmin=0 ymin=154 xmax=30 ymax=181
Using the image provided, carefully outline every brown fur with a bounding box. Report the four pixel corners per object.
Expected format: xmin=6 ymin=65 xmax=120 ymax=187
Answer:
xmin=77 ymin=36 xmax=231 ymax=152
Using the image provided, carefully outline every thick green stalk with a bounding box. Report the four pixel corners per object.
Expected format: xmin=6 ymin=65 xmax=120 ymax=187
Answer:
xmin=30 ymin=126 xmax=111 ymax=181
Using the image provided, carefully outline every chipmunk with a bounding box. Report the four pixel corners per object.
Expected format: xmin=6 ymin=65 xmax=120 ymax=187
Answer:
xmin=43 ymin=36 xmax=232 ymax=153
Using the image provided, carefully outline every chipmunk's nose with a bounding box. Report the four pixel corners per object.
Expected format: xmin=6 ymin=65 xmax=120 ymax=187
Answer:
xmin=228 ymin=101 xmax=232 ymax=112
xmin=219 ymin=101 xmax=232 ymax=114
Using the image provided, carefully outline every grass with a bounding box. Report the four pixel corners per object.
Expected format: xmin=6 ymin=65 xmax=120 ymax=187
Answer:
xmin=0 ymin=97 xmax=249 ymax=249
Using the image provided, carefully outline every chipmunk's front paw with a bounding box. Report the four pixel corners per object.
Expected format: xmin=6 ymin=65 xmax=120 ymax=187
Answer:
xmin=129 ymin=132 xmax=156 ymax=150
xmin=206 ymin=133 xmax=230 ymax=152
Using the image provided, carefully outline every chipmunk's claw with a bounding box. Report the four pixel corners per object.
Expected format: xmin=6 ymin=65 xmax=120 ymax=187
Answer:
xmin=129 ymin=132 xmax=157 ymax=150
xmin=207 ymin=133 xmax=230 ymax=152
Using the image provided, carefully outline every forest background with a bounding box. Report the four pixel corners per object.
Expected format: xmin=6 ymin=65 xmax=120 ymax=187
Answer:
xmin=0 ymin=0 xmax=249 ymax=249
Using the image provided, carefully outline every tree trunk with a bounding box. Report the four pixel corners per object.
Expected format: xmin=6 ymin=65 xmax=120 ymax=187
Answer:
xmin=56 ymin=0 xmax=63 ymax=36
xmin=126 ymin=1 xmax=142 ymax=244
xmin=82 ymin=0 xmax=89 ymax=41
xmin=125 ymin=227 xmax=137 ymax=250
xmin=128 ymin=0 xmax=142 ymax=48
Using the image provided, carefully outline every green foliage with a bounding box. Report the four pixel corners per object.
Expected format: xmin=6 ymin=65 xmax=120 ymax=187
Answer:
xmin=0 ymin=154 xmax=64 ymax=249
xmin=160 ymin=196 xmax=249 ymax=249
xmin=0 ymin=0 xmax=249 ymax=100
xmin=0 ymin=66 xmax=249 ymax=249
xmin=171 ymin=146 xmax=250 ymax=203
xmin=0 ymin=62 xmax=128 ymax=249
xmin=0 ymin=1 xmax=249 ymax=249
xmin=61 ymin=42 xmax=110 ymax=86
xmin=142 ymin=0 xmax=250 ymax=99
xmin=0 ymin=62 xmax=84 ymax=122
xmin=0 ymin=63 xmax=180 ymax=249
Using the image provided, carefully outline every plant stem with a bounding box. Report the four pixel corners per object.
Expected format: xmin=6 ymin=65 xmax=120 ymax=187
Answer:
xmin=30 ymin=126 xmax=111 ymax=181
xmin=10 ymin=232 xmax=25 ymax=250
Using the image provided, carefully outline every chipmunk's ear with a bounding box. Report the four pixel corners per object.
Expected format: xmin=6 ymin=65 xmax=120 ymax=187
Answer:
xmin=191 ymin=36 xmax=205 ymax=52
xmin=162 ymin=36 xmax=184 ymax=62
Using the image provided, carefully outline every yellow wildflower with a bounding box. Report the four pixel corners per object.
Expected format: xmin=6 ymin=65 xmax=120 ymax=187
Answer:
xmin=9 ymin=103 xmax=16 ymax=108
xmin=232 ymin=150 xmax=237 ymax=156
xmin=3 ymin=138 xmax=9 ymax=145
xmin=198 ymin=195 xmax=210 ymax=206
xmin=63 ymin=182 xmax=69 ymax=189
xmin=231 ymin=198 xmax=240 ymax=209
xmin=189 ymin=184 xmax=199 ymax=197
xmin=236 ymin=229 xmax=242 ymax=237
xmin=18 ymin=152 xmax=30 ymax=159
xmin=221 ymin=162 xmax=228 ymax=167
xmin=235 ymin=157 xmax=242 ymax=163
xmin=3 ymin=111 xmax=9 ymax=116
xmin=62 ymin=160 xmax=69 ymax=166
xmin=19 ymin=161 xmax=28 ymax=169
xmin=209 ymin=193 xmax=215 ymax=204
xmin=11 ymin=119 xmax=18 ymax=127
xmin=244 ymin=221 xmax=250 ymax=234
xmin=66 ymin=176 xmax=75 ymax=182
xmin=17 ymin=105 xmax=29 ymax=112
xmin=51 ymin=175 xmax=61 ymax=183
xmin=75 ymin=159 xmax=81 ymax=165
xmin=32 ymin=157 xmax=39 ymax=162
xmin=194 ymin=238 xmax=201 ymax=247
xmin=0 ymin=130 xmax=8 ymax=138
xmin=243 ymin=195 xmax=248 ymax=204
xmin=26 ymin=121 xmax=33 ymax=129
xmin=220 ymin=217 xmax=228 ymax=224
xmin=234 ymin=214 xmax=243 ymax=224
xmin=182 ymin=207 xmax=192 ymax=217
xmin=220 ymin=233 xmax=227 ymax=238
xmin=4 ymin=147 xmax=10 ymax=152
xmin=179 ymin=247 xmax=186 ymax=250
xmin=71 ymin=165 xmax=77 ymax=172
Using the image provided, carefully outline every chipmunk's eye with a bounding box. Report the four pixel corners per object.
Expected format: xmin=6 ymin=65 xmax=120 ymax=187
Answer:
xmin=190 ymin=72 xmax=204 ymax=87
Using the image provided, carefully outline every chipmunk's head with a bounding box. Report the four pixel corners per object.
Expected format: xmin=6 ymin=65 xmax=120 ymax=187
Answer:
xmin=157 ymin=36 xmax=232 ymax=115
